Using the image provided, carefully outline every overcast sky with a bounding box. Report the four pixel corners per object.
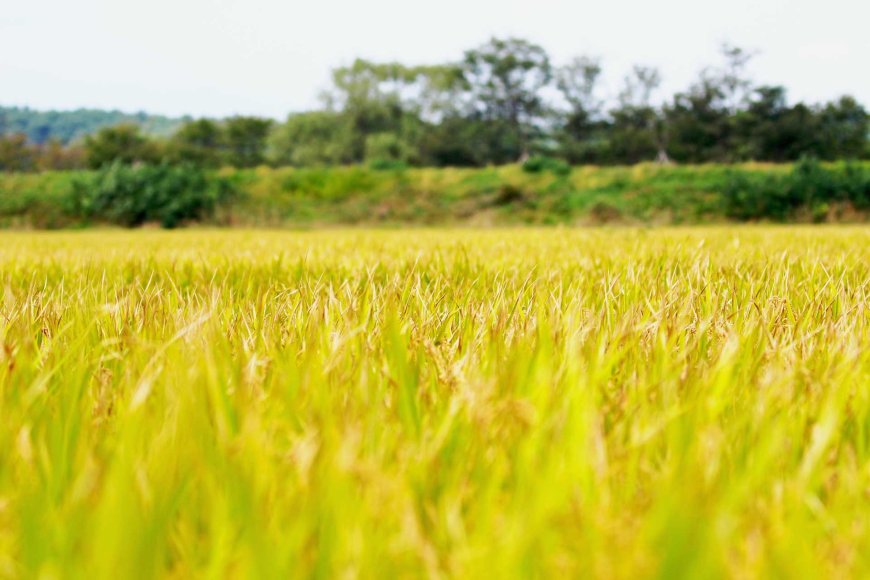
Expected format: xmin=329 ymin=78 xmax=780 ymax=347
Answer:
xmin=2 ymin=0 xmax=867 ymax=119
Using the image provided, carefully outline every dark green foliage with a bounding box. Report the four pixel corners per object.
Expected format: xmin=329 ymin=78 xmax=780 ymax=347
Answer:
xmin=664 ymin=80 xmax=732 ymax=163
xmin=735 ymin=89 xmax=869 ymax=163
xmin=224 ymin=117 xmax=273 ymax=168
xmin=720 ymin=158 xmax=869 ymax=221
xmin=419 ymin=118 xmax=523 ymax=167
xmin=522 ymin=155 xmax=570 ymax=176
xmin=608 ymin=107 xmax=661 ymax=164
xmin=737 ymin=87 xmax=813 ymax=161
xmin=365 ymin=132 xmax=414 ymax=166
xmin=815 ymin=97 xmax=868 ymax=160
xmin=84 ymin=125 xmax=161 ymax=169
xmin=368 ymin=159 xmax=410 ymax=171
xmin=68 ymin=163 xmax=236 ymax=228
xmin=166 ymin=119 xmax=225 ymax=167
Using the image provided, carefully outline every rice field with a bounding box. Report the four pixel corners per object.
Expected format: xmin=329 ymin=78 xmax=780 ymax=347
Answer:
xmin=0 ymin=227 xmax=868 ymax=578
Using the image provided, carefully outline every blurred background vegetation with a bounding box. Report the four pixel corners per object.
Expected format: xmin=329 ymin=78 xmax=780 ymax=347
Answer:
xmin=1 ymin=38 xmax=867 ymax=173
xmin=1 ymin=37 xmax=868 ymax=228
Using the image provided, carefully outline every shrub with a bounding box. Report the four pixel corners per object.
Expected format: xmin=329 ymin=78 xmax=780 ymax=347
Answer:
xmin=720 ymin=158 xmax=870 ymax=220
xmin=368 ymin=159 xmax=409 ymax=171
xmin=67 ymin=163 xmax=236 ymax=228
xmin=522 ymin=155 xmax=571 ymax=176
xmin=364 ymin=133 xmax=413 ymax=168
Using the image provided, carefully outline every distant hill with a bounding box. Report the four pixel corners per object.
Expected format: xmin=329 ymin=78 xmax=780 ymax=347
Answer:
xmin=0 ymin=106 xmax=188 ymax=145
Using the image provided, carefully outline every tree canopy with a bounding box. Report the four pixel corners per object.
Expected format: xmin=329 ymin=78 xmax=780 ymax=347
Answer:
xmin=2 ymin=38 xmax=867 ymax=172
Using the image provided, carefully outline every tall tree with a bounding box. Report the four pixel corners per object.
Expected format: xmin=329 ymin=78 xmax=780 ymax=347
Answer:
xmin=716 ymin=43 xmax=756 ymax=115
xmin=224 ymin=117 xmax=273 ymax=168
xmin=665 ymin=79 xmax=731 ymax=163
xmin=269 ymin=111 xmax=356 ymax=166
xmin=816 ymin=96 xmax=868 ymax=160
xmin=462 ymin=37 xmax=552 ymax=160
xmin=618 ymin=66 xmax=661 ymax=110
xmin=36 ymin=138 xmax=86 ymax=171
xmin=557 ymin=56 xmax=604 ymax=122
xmin=168 ymin=119 xmax=225 ymax=167
xmin=323 ymin=59 xmax=427 ymax=162
xmin=610 ymin=66 xmax=668 ymax=163
xmin=0 ymin=134 xmax=37 ymax=172
xmin=737 ymin=86 xmax=819 ymax=161
xmin=84 ymin=125 xmax=160 ymax=169
xmin=554 ymin=56 xmax=607 ymax=162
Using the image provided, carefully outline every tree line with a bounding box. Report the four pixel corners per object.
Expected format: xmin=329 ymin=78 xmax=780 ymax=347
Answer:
xmin=1 ymin=38 xmax=867 ymax=172
xmin=0 ymin=106 xmax=183 ymax=146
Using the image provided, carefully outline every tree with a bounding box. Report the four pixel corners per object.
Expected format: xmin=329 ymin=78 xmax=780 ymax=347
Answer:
xmin=737 ymin=86 xmax=815 ymax=161
xmin=609 ymin=108 xmax=660 ymax=164
xmin=664 ymin=75 xmax=732 ymax=163
xmin=557 ymin=56 xmax=604 ymax=121
xmin=365 ymin=132 xmax=414 ymax=165
xmin=554 ymin=56 xmax=608 ymax=162
xmin=618 ymin=66 xmax=661 ymax=110
xmin=412 ymin=65 xmax=469 ymax=122
xmin=815 ymin=96 xmax=868 ymax=160
xmin=224 ymin=117 xmax=273 ymax=168
xmin=36 ymin=138 xmax=86 ymax=171
xmin=660 ymin=44 xmax=757 ymax=163
xmin=168 ymin=119 xmax=224 ymax=167
xmin=323 ymin=59 xmax=442 ymax=163
xmin=0 ymin=134 xmax=37 ymax=172
xmin=462 ymin=37 xmax=552 ymax=160
xmin=84 ymin=125 xmax=160 ymax=169
xmin=269 ymin=111 xmax=356 ymax=166
xmin=325 ymin=60 xmax=410 ymax=161
xmin=2 ymin=38 xmax=868 ymax=170
xmin=716 ymin=43 xmax=756 ymax=115
xmin=0 ymin=106 xmax=183 ymax=145
xmin=609 ymin=66 xmax=667 ymax=163
xmin=417 ymin=116 xmax=491 ymax=167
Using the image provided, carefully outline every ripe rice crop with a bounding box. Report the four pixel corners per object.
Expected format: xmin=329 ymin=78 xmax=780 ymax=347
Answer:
xmin=0 ymin=227 xmax=868 ymax=577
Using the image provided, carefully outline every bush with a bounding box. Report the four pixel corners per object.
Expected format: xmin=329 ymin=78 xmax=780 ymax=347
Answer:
xmin=721 ymin=158 xmax=870 ymax=221
xmin=67 ymin=163 xmax=236 ymax=228
xmin=522 ymin=155 xmax=571 ymax=176
xmin=368 ymin=159 xmax=409 ymax=171
xmin=364 ymin=133 xmax=413 ymax=168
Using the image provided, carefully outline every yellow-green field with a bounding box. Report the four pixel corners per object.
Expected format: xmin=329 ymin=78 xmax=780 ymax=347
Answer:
xmin=0 ymin=227 xmax=868 ymax=578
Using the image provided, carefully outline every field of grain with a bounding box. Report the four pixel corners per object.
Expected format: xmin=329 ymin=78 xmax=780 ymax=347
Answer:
xmin=0 ymin=227 xmax=868 ymax=578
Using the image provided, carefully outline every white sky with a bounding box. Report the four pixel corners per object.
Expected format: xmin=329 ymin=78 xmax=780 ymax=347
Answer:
xmin=1 ymin=0 xmax=867 ymax=119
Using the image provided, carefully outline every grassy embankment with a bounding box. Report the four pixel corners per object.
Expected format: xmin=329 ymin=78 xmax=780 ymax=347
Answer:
xmin=1 ymin=161 xmax=867 ymax=228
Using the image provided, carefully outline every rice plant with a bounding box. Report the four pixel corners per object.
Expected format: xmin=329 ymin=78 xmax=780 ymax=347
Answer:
xmin=0 ymin=227 xmax=867 ymax=578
